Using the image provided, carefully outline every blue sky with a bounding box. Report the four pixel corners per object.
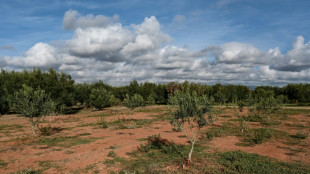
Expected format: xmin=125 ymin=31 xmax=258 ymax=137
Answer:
xmin=0 ymin=0 xmax=310 ymax=86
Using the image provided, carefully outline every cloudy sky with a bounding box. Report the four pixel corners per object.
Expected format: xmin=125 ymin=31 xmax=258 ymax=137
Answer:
xmin=0 ymin=0 xmax=310 ymax=86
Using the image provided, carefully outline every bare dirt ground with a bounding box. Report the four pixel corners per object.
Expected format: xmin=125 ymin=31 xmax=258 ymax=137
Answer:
xmin=0 ymin=105 xmax=309 ymax=173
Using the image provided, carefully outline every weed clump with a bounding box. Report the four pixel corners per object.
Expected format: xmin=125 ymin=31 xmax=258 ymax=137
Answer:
xmin=38 ymin=124 xmax=62 ymax=136
xmin=138 ymin=134 xmax=182 ymax=154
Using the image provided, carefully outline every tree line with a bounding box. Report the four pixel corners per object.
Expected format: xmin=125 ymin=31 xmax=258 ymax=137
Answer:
xmin=1 ymin=68 xmax=310 ymax=114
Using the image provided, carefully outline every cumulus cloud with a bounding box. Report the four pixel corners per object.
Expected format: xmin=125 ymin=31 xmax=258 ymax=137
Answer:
xmin=6 ymin=43 xmax=60 ymax=69
xmin=63 ymin=10 xmax=119 ymax=30
xmin=3 ymin=10 xmax=310 ymax=86
xmin=270 ymin=36 xmax=310 ymax=72
xmin=66 ymin=25 xmax=133 ymax=61
xmin=204 ymin=42 xmax=267 ymax=65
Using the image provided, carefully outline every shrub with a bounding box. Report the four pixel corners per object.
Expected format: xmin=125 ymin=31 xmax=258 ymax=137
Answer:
xmin=38 ymin=124 xmax=62 ymax=136
xmin=245 ymin=128 xmax=273 ymax=145
xmin=108 ymin=150 xmax=117 ymax=157
xmin=98 ymin=116 xmax=108 ymax=128
xmin=291 ymin=129 xmax=308 ymax=139
xmin=138 ymin=134 xmax=181 ymax=154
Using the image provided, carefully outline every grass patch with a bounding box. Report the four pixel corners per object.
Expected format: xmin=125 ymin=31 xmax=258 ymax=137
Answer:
xmin=107 ymin=145 xmax=120 ymax=149
xmin=285 ymin=123 xmax=306 ymax=128
xmin=204 ymin=122 xmax=240 ymax=140
xmin=109 ymin=118 xmax=153 ymax=129
xmin=14 ymin=168 xmax=41 ymax=174
xmin=98 ymin=116 xmax=108 ymax=128
xmin=76 ymin=122 xmax=98 ymax=127
xmin=137 ymin=137 xmax=148 ymax=141
xmin=38 ymin=124 xmax=62 ymax=136
xmin=87 ymin=112 xmax=113 ymax=118
xmin=218 ymin=151 xmax=310 ymax=173
xmin=290 ymin=129 xmax=308 ymax=139
xmin=0 ymin=124 xmax=24 ymax=132
xmin=70 ymin=162 xmax=100 ymax=174
xmin=111 ymin=134 xmax=212 ymax=173
xmin=244 ymin=114 xmax=263 ymax=122
xmin=240 ymin=128 xmax=273 ymax=146
xmin=78 ymin=133 xmax=91 ymax=136
xmin=38 ymin=160 xmax=60 ymax=171
xmin=280 ymin=108 xmax=310 ymax=115
xmin=38 ymin=135 xmax=96 ymax=148
xmin=0 ymin=159 xmax=8 ymax=168
xmin=64 ymin=150 xmax=75 ymax=154
xmin=220 ymin=115 xmax=232 ymax=118
xmin=61 ymin=116 xmax=80 ymax=123
xmin=103 ymin=134 xmax=310 ymax=173
xmin=108 ymin=150 xmax=117 ymax=157
xmin=136 ymin=107 xmax=165 ymax=113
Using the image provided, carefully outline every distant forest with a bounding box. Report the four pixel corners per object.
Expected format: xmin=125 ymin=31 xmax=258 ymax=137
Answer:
xmin=1 ymin=68 xmax=310 ymax=114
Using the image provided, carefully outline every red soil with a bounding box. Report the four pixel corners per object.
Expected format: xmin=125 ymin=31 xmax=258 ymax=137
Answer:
xmin=0 ymin=106 xmax=309 ymax=173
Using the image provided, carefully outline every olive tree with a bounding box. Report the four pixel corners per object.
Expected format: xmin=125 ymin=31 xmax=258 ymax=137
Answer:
xmin=10 ymin=85 xmax=55 ymax=136
xmin=255 ymin=96 xmax=283 ymax=125
xmin=168 ymin=90 xmax=216 ymax=165
xmin=88 ymin=87 xmax=111 ymax=110
xmin=123 ymin=94 xmax=144 ymax=111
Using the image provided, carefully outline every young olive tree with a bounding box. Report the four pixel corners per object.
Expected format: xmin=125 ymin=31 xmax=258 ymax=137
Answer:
xmin=168 ymin=90 xmax=216 ymax=165
xmin=123 ymin=94 xmax=144 ymax=111
xmin=10 ymin=85 xmax=55 ymax=136
xmin=255 ymin=96 xmax=283 ymax=125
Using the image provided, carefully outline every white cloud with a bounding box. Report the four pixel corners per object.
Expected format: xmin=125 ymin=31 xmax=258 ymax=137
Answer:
xmin=205 ymin=42 xmax=267 ymax=65
xmin=270 ymin=36 xmax=310 ymax=71
xmin=63 ymin=10 xmax=119 ymax=30
xmin=3 ymin=10 xmax=310 ymax=86
xmin=66 ymin=25 xmax=133 ymax=61
xmin=6 ymin=43 xmax=60 ymax=69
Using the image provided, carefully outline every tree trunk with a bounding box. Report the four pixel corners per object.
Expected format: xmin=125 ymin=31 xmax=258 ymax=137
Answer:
xmin=187 ymin=140 xmax=196 ymax=165
xmin=29 ymin=118 xmax=37 ymax=137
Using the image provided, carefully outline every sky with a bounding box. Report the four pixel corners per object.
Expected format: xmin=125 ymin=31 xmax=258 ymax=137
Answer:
xmin=0 ymin=0 xmax=310 ymax=86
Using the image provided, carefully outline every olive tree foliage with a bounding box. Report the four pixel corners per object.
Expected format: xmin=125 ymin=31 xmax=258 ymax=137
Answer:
xmin=88 ymin=87 xmax=111 ymax=110
xmin=168 ymin=90 xmax=216 ymax=165
xmin=10 ymin=85 xmax=55 ymax=136
xmin=123 ymin=94 xmax=144 ymax=111
xmin=255 ymin=96 xmax=283 ymax=125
